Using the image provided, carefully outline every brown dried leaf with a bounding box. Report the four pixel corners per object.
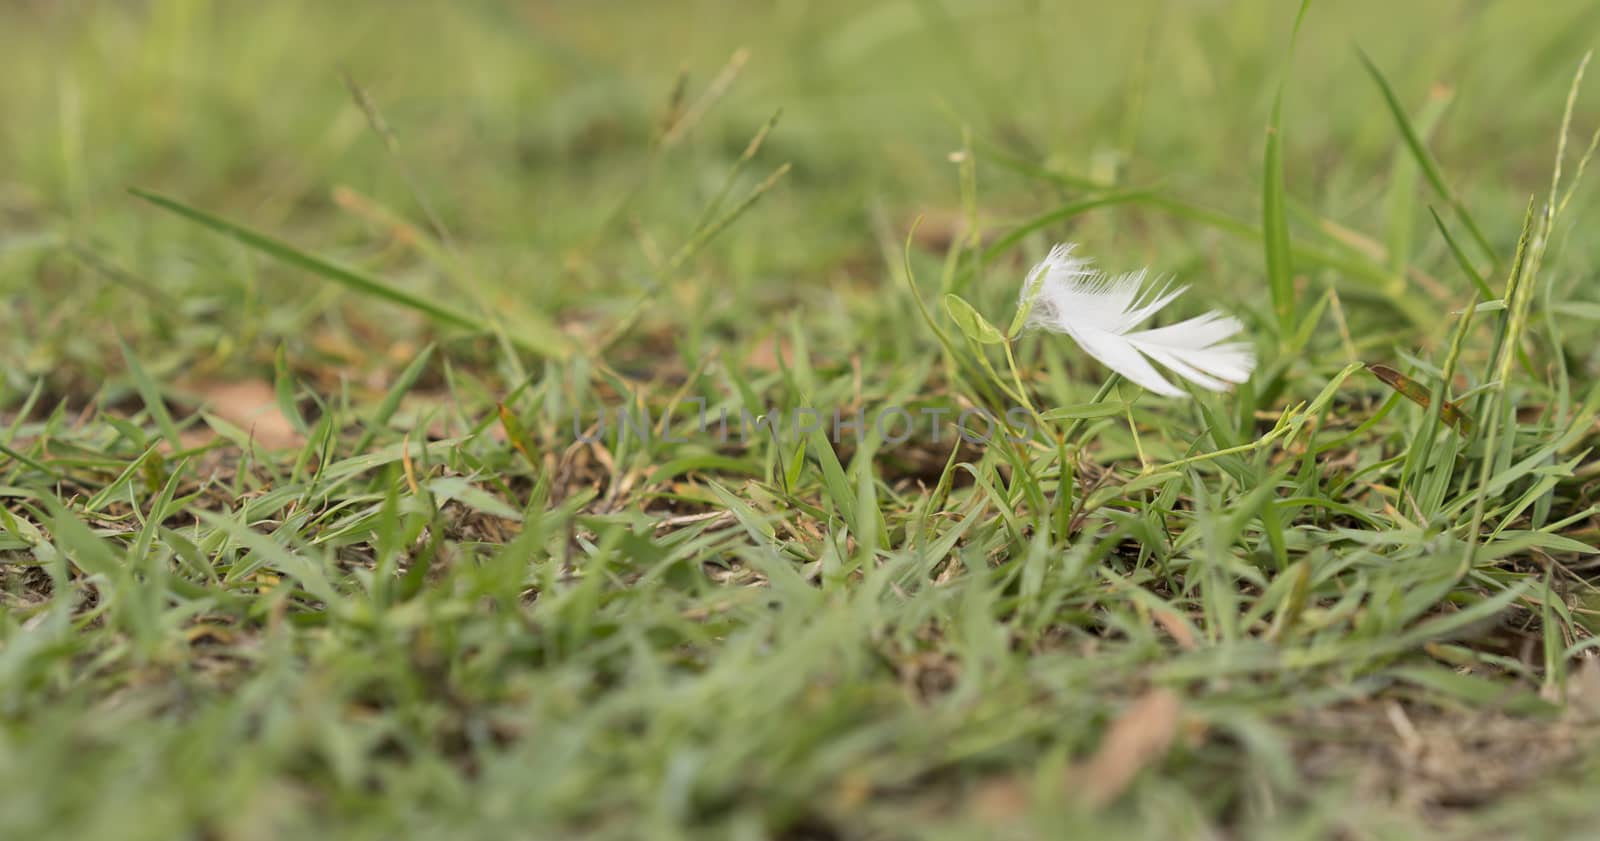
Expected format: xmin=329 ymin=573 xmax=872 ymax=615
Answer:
xmin=1153 ymin=609 xmax=1198 ymax=651
xmin=744 ymin=335 xmax=793 ymax=372
xmin=194 ymin=380 xmax=305 ymax=450
xmin=969 ymin=775 xmax=1031 ymax=822
xmin=1365 ymin=363 xmax=1474 ymax=435
xmin=1073 ymin=688 xmax=1182 ymax=808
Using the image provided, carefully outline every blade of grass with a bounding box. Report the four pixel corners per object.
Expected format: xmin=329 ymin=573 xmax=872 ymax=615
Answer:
xmin=1464 ymin=200 xmax=1539 ymax=566
xmin=353 ymin=343 xmax=437 ymax=454
xmin=1263 ymin=0 xmax=1315 ymax=341
xmin=1384 ymin=85 xmax=1453 ymax=287
xmin=0 ymin=440 xmax=58 ymax=481
xmin=117 ymin=338 xmax=182 ymax=451
xmin=129 ymin=188 xmax=576 ymax=356
xmin=1429 ymin=207 xmax=1495 ymax=300
xmin=330 ymin=186 xmax=569 ymax=370
xmin=1357 ymin=48 xmax=1498 ymax=274
xmin=688 ymin=108 xmax=782 ymax=237
xmin=979 ymin=189 xmax=1153 ymax=266
xmin=666 ymin=162 xmax=791 ymax=272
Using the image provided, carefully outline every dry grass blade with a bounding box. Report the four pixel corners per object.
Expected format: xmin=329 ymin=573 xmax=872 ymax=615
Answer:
xmin=1365 ymin=363 xmax=1475 ymax=435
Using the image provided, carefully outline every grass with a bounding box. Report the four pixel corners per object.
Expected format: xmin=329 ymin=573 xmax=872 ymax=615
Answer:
xmin=3 ymin=1 xmax=1600 ymax=838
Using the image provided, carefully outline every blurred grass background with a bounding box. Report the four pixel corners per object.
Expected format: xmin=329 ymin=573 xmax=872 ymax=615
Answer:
xmin=3 ymin=0 xmax=1596 ymax=387
xmin=4 ymin=2 xmax=1600 ymax=840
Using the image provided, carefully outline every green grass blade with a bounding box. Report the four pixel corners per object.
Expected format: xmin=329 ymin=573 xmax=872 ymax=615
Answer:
xmin=1357 ymin=49 xmax=1498 ymax=274
xmin=1384 ymin=87 xmax=1452 ymax=285
xmin=117 ymin=338 xmax=182 ymax=450
xmin=0 ymin=439 xmax=58 ymax=481
xmin=979 ymin=189 xmax=1153 ymax=265
xmin=1428 ymin=207 xmax=1495 ymax=300
xmin=667 ymin=162 xmax=792 ymax=271
xmin=1264 ymin=97 xmax=1294 ymax=339
xmin=1263 ymin=0 xmax=1315 ymax=341
xmin=130 ymin=187 xmax=485 ymax=335
xmin=353 ymin=343 xmax=437 ymax=454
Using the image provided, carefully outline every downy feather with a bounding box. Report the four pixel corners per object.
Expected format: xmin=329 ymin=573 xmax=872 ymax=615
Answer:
xmin=1018 ymin=244 xmax=1255 ymax=398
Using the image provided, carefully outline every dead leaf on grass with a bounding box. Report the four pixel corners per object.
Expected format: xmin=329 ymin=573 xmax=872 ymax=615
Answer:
xmin=191 ymin=380 xmax=305 ymax=450
xmin=1072 ymin=687 xmax=1183 ymax=808
xmin=969 ymin=775 xmax=1031 ymax=822
xmin=1153 ymin=608 xmax=1198 ymax=651
xmin=744 ymin=334 xmax=794 ymax=372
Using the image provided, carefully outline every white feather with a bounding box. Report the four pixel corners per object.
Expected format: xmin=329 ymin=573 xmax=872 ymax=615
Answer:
xmin=1018 ymin=244 xmax=1255 ymax=398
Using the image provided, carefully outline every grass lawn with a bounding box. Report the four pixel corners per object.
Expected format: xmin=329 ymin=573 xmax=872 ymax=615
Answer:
xmin=5 ymin=1 xmax=1600 ymax=838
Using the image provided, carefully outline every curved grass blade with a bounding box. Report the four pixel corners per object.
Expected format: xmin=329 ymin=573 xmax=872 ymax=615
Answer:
xmin=129 ymin=188 xmax=521 ymax=346
xmin=1385 ymin=87 xmax=1453 ymax=285
xmin=1357 ymin=49 xmax=1498 ymax=275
